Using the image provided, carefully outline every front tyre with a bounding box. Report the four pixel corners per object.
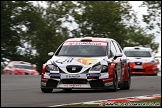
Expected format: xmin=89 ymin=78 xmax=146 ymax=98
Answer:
xmin=112 ymin=71 xmax=118 ymax=92
xmin=41 ymin=88 xmax=53 ymax=93
xmin=120 ymin=66 xmax=131 ymax=90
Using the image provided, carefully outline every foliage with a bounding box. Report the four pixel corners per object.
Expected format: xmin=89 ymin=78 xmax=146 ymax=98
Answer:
xmin=1 ymin=1 xmax=160 ymax=73
xmin=141 ymin=1 xmax=161 ymax=31
xmin=29 ymin=1 xmax=77 ymax=72
xmin=71 ymin=1 xmax=159 ymax=50
xmin=1 ymin=1 xmax=28 ymax=62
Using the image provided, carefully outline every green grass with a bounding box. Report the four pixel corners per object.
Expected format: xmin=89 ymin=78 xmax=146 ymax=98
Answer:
xmin=59 ymin=98 xmax=161 ymax=107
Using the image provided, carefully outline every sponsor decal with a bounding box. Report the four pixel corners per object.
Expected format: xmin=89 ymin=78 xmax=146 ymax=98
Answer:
xmin=63 ymin=84 xmax=82 ymax=87
xmin=66 ymin=74 xmax=80 ymax=78
xmin=86 ymin=73 xmax=101 ymax=77
xmin=63 ymin=42 xmax=107 ymax=46
xmin=56 ymin=57 xmax=74 ymax=64
xmin=50 ymin=73 xmax=60 ymax=78
xmin=77 ymin=58 xmax=98 ymax=65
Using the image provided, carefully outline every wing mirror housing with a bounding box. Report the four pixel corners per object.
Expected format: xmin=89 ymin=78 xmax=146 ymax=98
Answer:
xmin=113 ymin=53 xmax=123 ymax=60
xmin=48 ymin=52 xmax=54 ymax=56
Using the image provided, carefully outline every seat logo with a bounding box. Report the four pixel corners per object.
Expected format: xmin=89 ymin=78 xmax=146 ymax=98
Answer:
xmin=72 ymin=67 xmax=76 ymax=71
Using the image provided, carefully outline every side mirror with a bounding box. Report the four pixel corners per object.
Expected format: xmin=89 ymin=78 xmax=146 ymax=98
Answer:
xmin=48 ymin=52 xmax=54 ymax=56
xmin=113 ymin=53 xmax=123 ymax=60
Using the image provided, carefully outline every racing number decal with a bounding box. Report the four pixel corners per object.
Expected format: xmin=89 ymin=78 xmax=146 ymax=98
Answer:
xmin=56 ymin=57 xmax=74 ymax=64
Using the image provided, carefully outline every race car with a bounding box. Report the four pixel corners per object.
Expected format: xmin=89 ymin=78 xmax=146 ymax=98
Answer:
xmin=41 ymin=37 xmax=131 ymax=93
xmin=3 ymin=61 xmax=39 ymax=75
xmin=123 ymin=47 xmax=159 ymax=75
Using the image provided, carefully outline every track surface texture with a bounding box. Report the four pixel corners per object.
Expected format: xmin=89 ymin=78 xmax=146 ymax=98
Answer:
xmin=1 ymin=74 xmax=161 ymax=107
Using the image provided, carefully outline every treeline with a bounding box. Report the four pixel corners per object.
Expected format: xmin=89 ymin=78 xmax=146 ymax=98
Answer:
xmin=1 ymin=1 xmax=161 ymax=73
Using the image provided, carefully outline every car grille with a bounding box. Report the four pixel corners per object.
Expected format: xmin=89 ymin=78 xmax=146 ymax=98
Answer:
xmin=25 ymin=72 xmax=29 ymax=75
xmin=134 ymin=62 xmax=142 ymax=65
xmin=46 ymin=79 xmax=59 ymax=87
xmin=66 ymin=65 xmax=82 ymax=73
xmin=60 ymin=79 xmax=87 ymax=84
xmin=89 ymin=79 xmax=104 ymax=88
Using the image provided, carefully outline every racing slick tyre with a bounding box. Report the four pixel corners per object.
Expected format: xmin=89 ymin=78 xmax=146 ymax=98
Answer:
xmin=120 ymin=66 xmax=131 ymax=90
xmin=41 ymin=88 xmax=53 ymax=93
xmin=112 ymin=70 xmax=118 ymax=92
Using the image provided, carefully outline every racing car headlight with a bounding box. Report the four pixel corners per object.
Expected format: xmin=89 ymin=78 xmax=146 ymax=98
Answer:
xmin=147 ymin=60 xmax=155 ymax=64
xmin=90 ymin=62 xmax=101 ymax=71
xmin=101 ymin=65 xmax=108 ymax=72
xmin=90 ymin=65 xmax=102 ymax=71
xmin=46 ymin=64 xmax=58 ymax=72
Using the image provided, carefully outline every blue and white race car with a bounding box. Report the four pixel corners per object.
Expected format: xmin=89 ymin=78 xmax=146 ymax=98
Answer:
xmin=40 ymin=37 xmax=131 ymax=93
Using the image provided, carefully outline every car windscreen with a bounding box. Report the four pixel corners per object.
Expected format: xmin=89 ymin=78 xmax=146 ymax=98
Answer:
xmin=56 ymin=42 xmax=107 ymax=57
xmin=124 ymin=51 xmax=151 ymax=57
xmin=14 ymin=64 xmax=33 ymax=69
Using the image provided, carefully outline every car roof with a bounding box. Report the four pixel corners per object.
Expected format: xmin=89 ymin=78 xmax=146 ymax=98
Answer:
xmin=65 ymin=37 xmax=113 ymax=42
xmin=123 ymin=47 xmax=152 ymax=52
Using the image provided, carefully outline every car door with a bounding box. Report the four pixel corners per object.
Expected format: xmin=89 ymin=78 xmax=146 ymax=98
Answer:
xmin=113 ymin=41 xmax=127 ymax=81
xmin=108 ymin=40 xmax=121 ymax=82
xmin=111 ymin=41 xmax=122 ymax=81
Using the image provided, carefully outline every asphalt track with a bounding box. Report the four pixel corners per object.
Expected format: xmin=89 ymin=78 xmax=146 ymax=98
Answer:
xmin=1 ymin=74 xmax=161 ymax=107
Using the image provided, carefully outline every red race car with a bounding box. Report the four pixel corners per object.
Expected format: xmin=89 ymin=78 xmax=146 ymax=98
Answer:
xmin=3 ymin=61 xmax=39 ymax=75
xmin=123 ymin=47 xmax=158 ymax=76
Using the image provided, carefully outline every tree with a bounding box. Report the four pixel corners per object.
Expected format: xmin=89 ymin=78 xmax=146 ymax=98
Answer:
xmin=71 ymin=1 xmax=159 ymax=51
xmin=1 ymin=1 xmax=50 ymax=73
xmin=124 ymin=27 xmax=159 ymax=53
xmin=1 ymin=1 xmax=159 ymax=73
xmin=1 ymin=1 xmax=23 ymax=62
xmin=141 ymin=1 xmax=161 ymax=31
xmin=1 ymin=1 xmax=41 ymax=63
xmin=140 ymin=1 xmax=161 ymax=53
xmin=1 ymin=1 xmax=77 ymax=72
xmin=29 ymin=1 xmax=77 ymax=72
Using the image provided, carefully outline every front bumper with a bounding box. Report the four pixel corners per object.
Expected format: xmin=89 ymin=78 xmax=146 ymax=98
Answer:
xmin=41 ymin=73 xmax=113 ymax=89
xmin=130 ymin=62 xmax=158 ymax=75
